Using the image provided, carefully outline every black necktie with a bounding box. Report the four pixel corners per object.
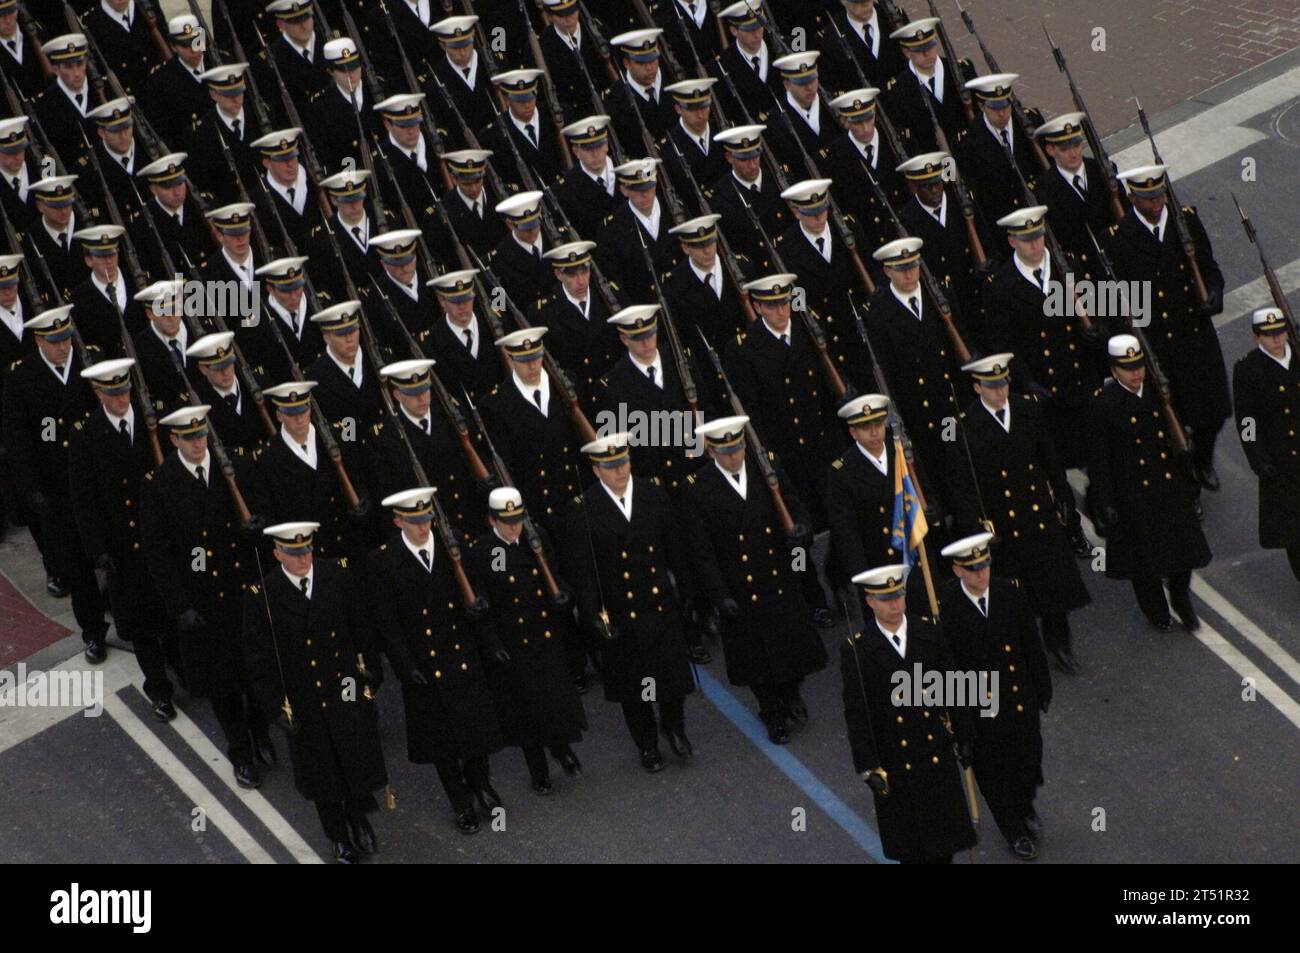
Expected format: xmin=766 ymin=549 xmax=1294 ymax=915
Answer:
xmin=5 ymin=41 xmax=14 ymax=54
xmin=891 ymin=633 xmax=902 ymax=652
xmin=232 ymin=118 xmax=242 ymax=140
xmin=224 ymin=391 xmax=238 ymax=411
xmin=995 ymin=407 xmax=1006 ymax=426
xmin=1000 ymin=129 xmax=1011 ymax=152
xmin=927 ymin=77 xmax=936 ymax=97
xmin=533 ymin=388 xmax=542 ymax=409
xmin=750 ymin=55 xmax=759 ymax=71
xmin=169 ymin=339 xmax=183 ymax=365
xmin=421 ymin=417 xmax=430 ymax=434
xmin=289 ymin=311 xmax=299 ymax=335
xmin=300 ymin=576 xmax=309 ymax=595
xmin=9 ymin=176 xmax=17 ymax=190
xmin=780 ymin=332 xmax=789 ymax=346
xmin=815 ymin=236 xmax=826 ymax=257
xmin=195 ymin=464 xmax=205 ymax=484
xmin=53 ymin=363 xmax=64 ymax=376
xmin=866 ymin=24 xmax=874 ymax=49
xmin=75 ymin=92 xmax=83 ymax=108
xmin=908 ymin=296 xmax=919 ymax=317
xmin=866 ymin=144 xmax=874 ymax=167
xmin=1033 ymin=267 xmax=1044 ymax=290
xmin=105 ymin=281 xmax=116 ymax=302
xmin=120 ymin=154 xmax=129 ymax=168
xmin=419 ymin=549 xmax=430 ymax=568
xmin=648 ymin=365 xmax=658 ymax=386
xmin=731 ymin=472 xmax=740 ymax=485
xmin=171 ymin=212 xmax=180 ymax=228
xmin=348 ymin=365 xmax=355 ymax=381
xmin=462 ymin=67 xmax=470 ymax=80
xmin=287 ymin=186 xmax=296 ymax=205
xmin=119 ymin=418 xmax=130 ymax=441
xmin=648 ymin=87 xmax=657 ymax=105
xmin=303 ymin=47 xmax=312 ymax=63
xmin=978 ymin=595 xmax=987 ymax=617
xmin=300 ymin=443 xmax=308 ymax=454
xmin=1153 ymin=224 xmax=1162 ymax=242
xmin=525 ymin=124 xmax=537 ymax=145
xmin=352 ymin=226 xmax=363 ymax=244
xmin=463 ymin=328 xmax=473 ymax=350
xmin=58 ymin=232 xmax=67 ymax=250
xmin=1074 ymin=173 xmax=1087 ymax=196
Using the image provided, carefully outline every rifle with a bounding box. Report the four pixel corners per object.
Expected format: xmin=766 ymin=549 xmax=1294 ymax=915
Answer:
xmin=142 ymin=0 xmax=173 ymax=62
xmin=429 ymin=68 xmax=515 ymax=208
xmin=916 ymin=91 xmax=988 ymax=266
xmin=849 ymin=147 xmax=973 ymax=364
xmin=212 ymin=123 xmax=374 ymax=512
xmin=1232 ymin=193 xmax=1300 ymax=355
xmin=576 ymin=1 xmax=623 ymax=86
xmin=820 ymin=10 xmax=910 ymax=165
xmin=729 ymin=10 xmax=879 ymax=296
xmin=662 ymin=134 xmax=756 ymax=323
xmin=214 ymin=0 xmax=277 ymax=134
xmin=184 ymin=0 xmax=224 ymax=66
xmin=517 ymin=0 xmax=573 ymax=170
xmin=1134 ymin=92 xmax=1210 ymax=307
xmin=374 ymin=0 xmax=456 ymax=192
xmin=1085 ymin=223 xmax=1190 ymax=454
xmin=727 ymin=177 xmax=849 ymax=397
xmin=469 ymin=246 xmax=599 ymax=443
xmin=60 ymin=2 xmax=109 ymax=106
xmin=16 ymin=2 xmax=52 ymax=81
xmin=632 ymin=227 xmax=699 ymax=415
xmin=71 ymin=134 xmax=176 ymax=463
xmin=1042 ymin=25 xmax=1125 ymax=224
xmin=695 ymin=329 xmax=795 ymax=534
xmin=954 ymin=0 xmax=1048 ymax=171
xmin=924 ymin=0 xmax=975 ymax=123
xmin=462 ymin=387 xmax=564 ymax=601
xmin=459 ymin=0 xmax=502 ymax=73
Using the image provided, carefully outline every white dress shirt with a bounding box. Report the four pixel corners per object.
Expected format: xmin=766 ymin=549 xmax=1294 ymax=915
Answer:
xmin=150 ymin=321 xmax=189 ymax=360
xmin=1058 ymin=163 xmax=1088 ymax=199
xmin=564 ymin=286 xmax=591 ymax=318
xmin=1014 ymin=251 xmax=1051 ymax=292
xmin=58 ymin=78 xmax=89 ymax=116
xmin=0 ymin=299 xmax=22 ymax=340
xmin=691 ymin=257 xmax=723 ymax=299
xmin=786 ymin=91 xmax=821 ymax=135
xmin=93 ymin=271 xmax=128 ymax=311
xmin=718 ymin=459 xmax=747 ymax=499
xmin=738 ymin=40 xmax=769 ymax=81
xmin=1141 ymin=205 xmax=1170 ymax=243
xmin=450 ymin=49 xmax=479 ymax=89
xmin=848 ymin=7 xmax=881 ymax=57
xmin=634 ymin=351 xmax=664 ymax=388
xmin=328 ymin=348 xmax=363 ymax=387
xmin=801 ymin=223 xmax=831 ymax=262
xmin=104 ymin=402 xmax=135 ymax=442
xmin=391 ymin=130 xmax=428 ymax=172
xmin=920 ymin=190 xmax=947 ymax=227
xmin=985 ymin=114 xmax=1013 ymax=152
xmin=762 ymin=317 xmax=791 ymax=345
xmin=631 ymin=198 xmax=662 ymax=240
xmin=857 ymin=440 xmax=888 ymax=475
xmin=602 ymin=473 xmax=634 ymax=519
xmin=961 ymin=581 xmax=990 ymax=617
xmin=40 ymin=349 xmax=71 ymax=384
xmin=1262 ymin=342 xmax=1293 ymax=370
xmin=891 ymin=283 xmax=923 ymax=320
xmin=181 ymin=448 xmax=212 ymax=485
xmin=268 ymin=166 xmax=308 ymax=215
xmin=878 ymin=616 xmax=908 ymax=657
xmin=514 ymin=369 xmax=552 ymax=416
xmin=283 ymin=564 xmax=314 ymax=598
xmin=282 ymin=423 xmax=319 ymax=469
xmin=447 ymin=313 xmax=481 ymax=357
xmin=982 ymin=398 xmax=1011 ymax=432
xmin=910 ymin=57 xmax=945 ymax=103
xmin=402 ymin=530 xmax=436 ymax=570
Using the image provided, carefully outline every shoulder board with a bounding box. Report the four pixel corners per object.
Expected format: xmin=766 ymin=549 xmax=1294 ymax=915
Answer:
xmin=252 ymin=446 xmax=263 ymax=460
xmin=378 ymin=543 xmax=388 ymax=552
xmin=774 ymin=233 xmax=785 ymax=245
xmin=1011 ymin=578 xmax=1020 ymax=588
xmin=339 ymin=557 xmax=348 ymax=569
xmin=73 ymin=420 xmax=83 ymax=431
xmin=425 ymin=206 xmax=435 ymax=215
xmin=735 ymin=332 xmax=745 ymax=346
xmin=885 ymin=77 xmax=897 ymax=91
xmin=488 ymin=384 xmax=502 ymax=396
xmin=831 ymin=457 xmax=844 ymax=470
xmin=250 ymin=583 xmax=261 ymax=596
xmin=7 ymin=358 xmax=19 ymax=371
xmin=232 ymin=446 xmax=245 ymax=458
xmin=144 ymin=471 xmax=154 ymax=482
xmin=766 ymin=451 xmax=775 ymax=462
xmin=571 ymin=493 xmax=583 ymax=506
xmin=1108 ymin=224 xmax=1119 ymax=237
xmin=372 ymin=422 xmax=384 ymax=436
xmin=651 ymin=476 xmax=662 ymax=486
xmin=1182 ymin=205 xmax=1195 ymax=215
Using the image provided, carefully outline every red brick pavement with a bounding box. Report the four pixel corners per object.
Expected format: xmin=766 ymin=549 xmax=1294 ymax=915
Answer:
xmin=928 ymin=0 xmax=1300 ymax=136
xmin=0 ymin=571 xmax=72 ymax=669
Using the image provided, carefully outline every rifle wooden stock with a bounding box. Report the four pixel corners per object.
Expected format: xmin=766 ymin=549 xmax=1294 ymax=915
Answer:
xmin=519 ymin=0 xmax=572 ymax=171
xmin=143 ymin=1 xmax=173 ymax=62
xmin=17 ymin=3 xmax=52 ymax=80
xmin=1233 ymin=193 xmax=1300 ymax=355
xmin=925 ymin=0 xmax=974 ymax=123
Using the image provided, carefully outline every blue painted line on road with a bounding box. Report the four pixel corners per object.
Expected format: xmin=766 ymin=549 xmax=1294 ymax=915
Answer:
xmin=696 ymin=669 xmax=892 ymax=863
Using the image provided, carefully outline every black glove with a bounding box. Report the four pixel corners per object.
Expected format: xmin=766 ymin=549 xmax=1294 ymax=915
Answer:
xmin=718 ymin=597 xmax=741 ymax=618
xmin=176 ymin=608 xmax=207 ymax=634
xmin=93 ymin=553 xmax=115 ymax=574
xmin=1023 ymin=106 xmax=1046 ymax=131
xmin=27 ymin=490 xmax=50 ymax=516
xmin=1259 ymin=462 xmax=1278 ymax=479
xmin=466 ymin=595 xmax=491 ymax=621
xmin=347 ymin=496 xmax=372 ymax=521
xmin=1028 ymin=382 xmax=1054 ymax=403
xmin=1041 ymin=699 xmax=1051 ymax=714
xmin=275 ymin=710 xmax=297 ymax=735
xmin=1081 ymin=323 xmax=1103 ymax=344
xmin=492 ymin=647 xmax=511 ymax=664
xmin=358 ymin=657 xmax=383 ymax=691
xmin=239 ymin=513 xmax=266 ymax=539
xmin=957 ymin=741 xmax=975 ymax=769
xmin=1101 ymin=505 xmax=1120 ymax=530
xmin=786 ymin=523 xmax=812 ymax=549
xmin=408 ymin=669 xmax=429 ymax=687
xmin=548 ymin=587 xmax=572 ymax=610
xmin=865 ymin=770 xmax=889 ymax=797
xmin=956 ymin=57 xmax=978 ymax=84
xmin=476 ymin=474 xmax=501 ymax=493
xmin=1197 ymin=288 xmax=1224 ymax=318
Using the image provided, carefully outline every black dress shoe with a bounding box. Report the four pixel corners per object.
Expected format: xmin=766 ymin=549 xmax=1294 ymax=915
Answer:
xmin=662 ymin=726 xmax=694 ymax=760
xmin=640 ymin=748 xmax=665 ymax=773
xmin=531 ymin=775 xmax=553 ymax=795
xmin=703 ymin=609 xmax=722 ymax=639
xmin=1010 ymin=835 xmax=1039 ymax=861
xmin=1068 ymin=527 xmax=1093 ymax=558
xmin=46 ymin=576 xmax=68 ymax=598
xmin=1193 ymin=498 xmax=1205 ymax=522
xmin=1150 ymin=618 xmax=1173 ymax=632
xmin=152 ymin=699 xmax=177 ymax=722
xmin=334 ymin=840 xmax=359 ymax=864
xmin=785 ymin=694 xmax=809 ymax=722
xmin=455 ymin=809 xmax=480 ymax=835
xmin=1049 ymin=648 xmax=1078 ymax=675
xmin=1026 ymin=810 xmax=1043 ymax=837
xmin=811 ymin=607 xmax=835 ymax=629
xmin=233 ymin=762 xmax=261 ymax=789
xmin=349 ymin=816 xmax=378 ymax=854
xmin=572 ymin=672 xmax=589 ymax=694
xmin=553 ymin=746 xmax=582 ymax=775
xmin=83 ymin=639 xmax=107 ymax=664
xmin=1199 ymin=465 xmax=1221 ymax=492
xmin=762 ymin=712 xmax=790 ymax=745
xmin=472 ymin=783 xmax=503 ymax=811
xmin=253 ymin=733 xmax=277 ymax=767
xmin=1169 ymin=592 xmax=1201 ymax=632
xmin=687 ymin=642 xmax=712 ymax=664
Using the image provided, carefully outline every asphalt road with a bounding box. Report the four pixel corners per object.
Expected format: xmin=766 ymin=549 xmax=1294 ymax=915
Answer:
xmin=4 ymin=41 xmax=1300 ymax=867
